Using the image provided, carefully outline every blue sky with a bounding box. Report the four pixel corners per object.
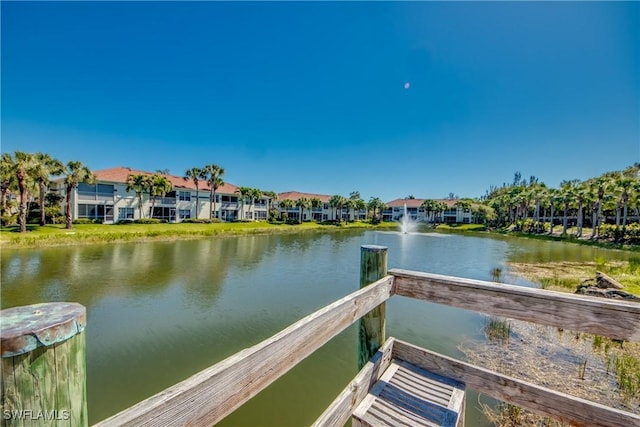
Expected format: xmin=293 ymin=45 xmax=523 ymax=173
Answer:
xmin=2 ymin=1 xmax=638 ymax=201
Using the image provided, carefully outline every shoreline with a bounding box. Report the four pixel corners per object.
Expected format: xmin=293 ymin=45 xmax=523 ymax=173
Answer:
xmin=0 ymin=221 xmax=399 ymax=249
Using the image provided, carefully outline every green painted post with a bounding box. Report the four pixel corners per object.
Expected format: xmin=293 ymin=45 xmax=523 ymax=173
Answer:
xmin=358 ymin=245 xmax=388 ymax=370
xmin=1 ymin=302 xmax=87 ymax=427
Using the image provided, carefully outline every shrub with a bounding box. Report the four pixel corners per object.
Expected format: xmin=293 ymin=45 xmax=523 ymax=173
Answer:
xmin=182 ymin=218 xmax=212 ymax=224
xmin=73 ymin=218 xmax=103 ymax=224
xmin=133 ymin=218 xmax=165 ymax=224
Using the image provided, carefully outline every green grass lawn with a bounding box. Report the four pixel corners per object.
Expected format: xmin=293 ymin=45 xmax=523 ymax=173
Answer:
xmin=1 ymin=221 xmax=399 ymax=248
xmin=435 ymin=223 xmax=487 ymax=232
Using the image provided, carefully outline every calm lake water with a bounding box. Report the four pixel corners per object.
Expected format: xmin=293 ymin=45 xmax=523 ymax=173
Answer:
xmin=1 ymin=230 xmax=632 ymax=426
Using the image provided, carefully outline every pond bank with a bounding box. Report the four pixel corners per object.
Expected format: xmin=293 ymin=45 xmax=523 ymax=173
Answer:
xmin=0 ymin=221 xmax=399 ymax=249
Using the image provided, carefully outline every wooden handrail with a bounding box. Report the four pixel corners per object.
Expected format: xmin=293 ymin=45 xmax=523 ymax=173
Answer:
xmin=92 ymin=276 xmax=394 ymax=427
xmin=90 ymin=258 xmax=639 ymax=426
xmin=390 ymin=268 xmax=640 ymax=342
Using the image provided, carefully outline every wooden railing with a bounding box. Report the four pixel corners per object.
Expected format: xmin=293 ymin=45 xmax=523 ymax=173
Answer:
xmin=2 ymin=246 xmax=639 ymax=427
xmin=91 ymin=246 xmax=639 ymax=427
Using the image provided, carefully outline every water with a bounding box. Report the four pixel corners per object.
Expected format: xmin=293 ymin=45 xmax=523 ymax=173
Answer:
xmin=1 ymin=230 xmax=631 ymax=426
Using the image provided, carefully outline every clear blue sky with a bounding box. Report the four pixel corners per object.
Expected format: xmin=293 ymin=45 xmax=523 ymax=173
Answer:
xmin=2 ymin=1 xmax=638 ymax=201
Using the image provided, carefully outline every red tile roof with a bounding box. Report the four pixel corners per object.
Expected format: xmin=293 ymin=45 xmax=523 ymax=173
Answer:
xmin=277 ymin=191 xmax=332 ymax=203
xmin=92 ymin=167 xmax=239 ymax=194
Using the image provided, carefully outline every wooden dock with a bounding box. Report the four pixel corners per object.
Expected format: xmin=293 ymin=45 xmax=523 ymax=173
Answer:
xmin=2 ymin=245 xmax=640 ymax=427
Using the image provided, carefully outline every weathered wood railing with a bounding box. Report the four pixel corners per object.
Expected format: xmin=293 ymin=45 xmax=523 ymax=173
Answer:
xmin=2 ymin=245 xmax=639 ymax=427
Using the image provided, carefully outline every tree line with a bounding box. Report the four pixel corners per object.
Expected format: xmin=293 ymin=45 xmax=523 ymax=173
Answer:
xmin=480 ymin=164 xmax=640 ymax=242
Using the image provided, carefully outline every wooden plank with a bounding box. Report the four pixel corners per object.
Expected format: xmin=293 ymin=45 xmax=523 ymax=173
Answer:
xmin=353 ymin=360 xmax=464 ymax=427
xmin=390 ymin=268 xmax=640 ymax=342
xmin=2 ymin=356 xmax=22 ymax=427
xmin=67 ymin=333 xmax=87 ymax=427
xmin=359 ymin=245 xmax=388 ymax=369
xmin=311 ymin=337 xmax=395 ymax=427
xmin=393 ymin=339 xmax=640 ymax=427
xmin=93 ymin=276 xmax=394 ymax=427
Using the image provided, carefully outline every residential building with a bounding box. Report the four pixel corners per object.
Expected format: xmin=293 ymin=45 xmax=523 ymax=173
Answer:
xmin=383 ymin=198 xmax=474 ymax=223
xmin=276 ymin=191 xmax=367 ymax=222
xmin=52 ymin=167 xmax=270 ymax=223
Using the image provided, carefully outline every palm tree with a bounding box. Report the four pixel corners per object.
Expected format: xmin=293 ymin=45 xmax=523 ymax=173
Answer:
xmin=310 ymin=197 xmax=323 ymax=221
xmin=202 ymin=164 xmax=224 ymax=220
xmin=420 ymin=199 xmax=437 ymax=223
xmin=560 ymin=179 xmax=580 ymax=235
xmin=295 ymin=197 xmax=311 ymax=223
xmin=126 ymin=174 xmax=150 ymax=219
xmin=33 ymin=153 xmax=64 ymax=226
xmin=262 ymin=190 xmax=278 ymax=221
xmin=64 ymin=161 xmax=95 ymax=229
xmin=1 ymin=153 xmax=17 ymax=219
xmin=546 ymin=188 xmax=559 ymax=235
xmin=235 ymin=186 xmax=251 ymax=220
xmin=368 ymin=197 xmax=385 ymax=221
xmin=329 ymin=195 xmax=346 ymax=223
xmin=279 ymin=199 xmax=295 ymax=221
xmin=148 ymin=174 xmax=173 ymax=219
xmin=13 ymin=152 xmax=37 ymax=232
xmin=248 ymin=188 xmax=263 ymax=220
xmin=183 ymin=167 xmax=202 ymax=218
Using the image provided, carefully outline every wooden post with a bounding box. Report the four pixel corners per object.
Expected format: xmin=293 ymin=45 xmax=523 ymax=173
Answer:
xmin=1 ymin=302 xmax=87 ymax=427
xmin=358 ymin=245 xmax=388 ymax=370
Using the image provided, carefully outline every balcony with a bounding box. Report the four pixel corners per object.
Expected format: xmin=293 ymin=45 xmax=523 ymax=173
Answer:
xmin=151 ymin=197 xmax=177 ymax=205
xmin=77 ymin=192 xmax=113 ymax=202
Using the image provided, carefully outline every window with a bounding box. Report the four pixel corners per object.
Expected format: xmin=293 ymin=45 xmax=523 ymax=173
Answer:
xmin=179 ymin=191 xmax=191 ymax=201
xmin=78 ymin=203 xmax=110 ymax=221
xmin=221 ymin=195 xmax=238 ymax=203
xmin=179 ymin=209 xmax=191 ymax=219
xmin=118 ymin=208 xmax=134 ymax=220
xmin=150 ymin=207 xmax=176 ymax=221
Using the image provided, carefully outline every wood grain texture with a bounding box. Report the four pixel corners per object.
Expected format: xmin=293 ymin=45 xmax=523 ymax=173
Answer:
xmin=311 ymin=338 xmax=395 ymax=427
xmin=359 ymin=246 xmax=388 ymax=370
xmin=393 ymin=339 xmax=640 ymax=427
xmin=390 ymin=268 xmax=640 ymax=342
xmin=93 ymin=276 xmax=394 ymax=427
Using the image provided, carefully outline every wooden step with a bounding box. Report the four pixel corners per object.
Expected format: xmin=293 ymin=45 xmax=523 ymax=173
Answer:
xmin=352 ymin=359 xmax=465 ymax=427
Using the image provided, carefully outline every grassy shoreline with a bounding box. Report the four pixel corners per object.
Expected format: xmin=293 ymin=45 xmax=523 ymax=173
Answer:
xmin=0 ymin=221 xmax=399 ymax=249
xmin=435 ymin=223 xmax=640 ymax=252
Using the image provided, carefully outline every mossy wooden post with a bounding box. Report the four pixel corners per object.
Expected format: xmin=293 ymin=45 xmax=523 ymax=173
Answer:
xmin=1 ymin=302 xmax=87 ymax=427
xmin=358 ymin=245 xmax=388 ymax=370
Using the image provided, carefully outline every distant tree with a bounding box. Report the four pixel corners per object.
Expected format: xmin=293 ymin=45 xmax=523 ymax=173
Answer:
xmin=420 ymin=199 xmax=438 ymax=223
xmin=1 ymin=153 xmax=17 ymax=220
xmin=329 ymin=195 xmax=347 ymax=223
xmin=183 ymin=167 xmax=203 ymax=218
xmin=235 ymin=186 xmax=252 ymax=220
xmin=64 ymin=161 xmax=95 ymax=229
xmin=126 ymin=174 xmax=150 ymax=220
xmin=296 ymin=197 xmax=311 ymax=223
xmin=310 ymin=197 xmax=323 ymax=221
xmin=279 ymin=199 xmax=295 ymax=221
xmin=148 ymin=174 xmax=173 ymax=219
xmin=202 ymin=164 xmax=224 ymax=220
xmin=248 ymin=188 xmax=263 ymax=220
xmin=12 ymin=152 xmax=37 ymax=232
xmin=367 ymin=197 xmax=385 ymax=221
xmin=33 ymin=153 xmax=64 ymax=226
xmin=405 ymin=195 xmax=415 ymax=200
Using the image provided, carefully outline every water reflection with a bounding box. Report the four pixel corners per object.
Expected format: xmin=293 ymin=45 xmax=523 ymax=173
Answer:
xmin=1 ymin=231 xmax=631 ymax=426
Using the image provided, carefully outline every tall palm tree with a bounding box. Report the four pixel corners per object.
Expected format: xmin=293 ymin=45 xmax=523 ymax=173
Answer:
xmin=420 ymin=199 xmax=437 ymax=223
xmin=64 ymin=161 xmax=95 ymax=229
xmin=368 ymin=197 xmax=384 ymax=221
xmin=559 ymin=180 xmax=578 ymax=235
xmin=310 ymin=197 xmax=323 ymax=221
xmin=33 ymin=153 xmax=64 ymax=226
xmin=13 ymin=152 xmax=37 ymax=232
xmin=279 ymin=199 xmax=295 ymax=221
xmin=546 ymin=188 xmax=559 ymax=235
xmin=148 ymin=174 xmax=173 ymax=219
xmin=235 ymin=186 xmax=251 ymax=220
xmin=262 ymin=190 xmax=278 ymax=220
xmin=202 ymin=164 xmax=224 ymax=220
xmin=126 ymin=174 xmax=150 ymax=220
xmin=248 ymin=188 xmax=263 ymax=220
xmin=1 ymin=153 xmax=17 ymax=219
xmin=183 ymin=167 xmax=202 ymax=218
xmin=329 ymin=195 xmax=346 ymax=223
xmin=295 ymin=197 xmax=310 ymax=223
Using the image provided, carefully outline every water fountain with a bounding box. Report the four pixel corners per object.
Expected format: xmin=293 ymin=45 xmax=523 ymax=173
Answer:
xmin=400 ymin=203 xmax=412 ymax=234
